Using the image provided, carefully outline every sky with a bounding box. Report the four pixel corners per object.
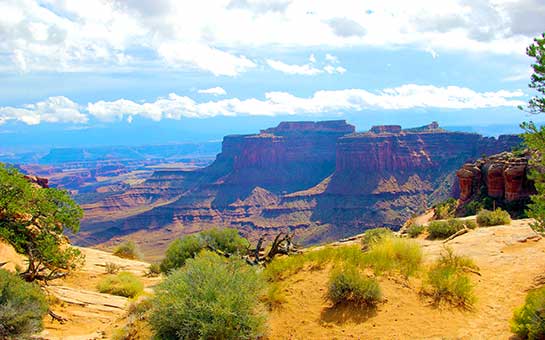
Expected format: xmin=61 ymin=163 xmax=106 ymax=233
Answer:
xmin=0 ymin=0 xmax=544 ymax=151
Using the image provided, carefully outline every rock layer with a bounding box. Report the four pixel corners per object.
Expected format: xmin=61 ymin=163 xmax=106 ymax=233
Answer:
xmin=456 ymin=151 xmax=535 ymax=203
xmin=77 ymin=121 xmax=522 ymax=248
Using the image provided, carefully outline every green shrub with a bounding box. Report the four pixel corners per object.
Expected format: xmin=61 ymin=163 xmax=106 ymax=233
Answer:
xmin=150 ymin=252 xmax=266 ymax=340
xmin=434 ymin=198 xmax=458 ymax=219
xmin=463 ymin=200 xmax=483 ymax=216
xmin=0 ymin=269 xmax=48 ymax=338
xmin=407 ymin=224 xmax=425 ymax=238
xmin=159 ymin=235 xmax=205 ymax=273
xmin=97 ymin=271 xmax=144 ymax=298
xmin=327 ymin=266 xmax=381 ymax=306
xmin=476 ymin=209 xmax=511 ymax=226
xmin=362 ymin=237 xmax=423 ymax=277
xmin=146 ymin=263 xmax=161 ymax=277
xmin=200 ymin=227 xmax=250 ymax=254
xmin=425 ymin=248 xmax=476 ymax=307
xmin=361 ymin=227 xmax=393 ymax=249
xmin=159 ymin=228 xmax=250 ymax=273
xmin=511 ymin=286 xmax=545 ymax=339
xmin=113 ymin=241 xmax=141 ymax=260
xmin=427 ymin=219 xmax=466 ymax=239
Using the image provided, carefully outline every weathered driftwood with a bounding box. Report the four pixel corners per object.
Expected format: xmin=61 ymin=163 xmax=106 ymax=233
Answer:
xmin=443 ymin=228 xmax=469 ymax=243
xmin=48 ymin=309 xmax=68 ymax=324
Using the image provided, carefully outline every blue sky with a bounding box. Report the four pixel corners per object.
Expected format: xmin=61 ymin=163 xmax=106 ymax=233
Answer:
xmin=0 ymin=0 xmax=544 ymax=151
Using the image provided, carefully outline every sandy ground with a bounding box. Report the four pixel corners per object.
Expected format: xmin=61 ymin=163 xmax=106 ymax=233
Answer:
xmin=38 ymin=247 xmax=159 ymax=340
xmin=267 ymin=219 xmax=545 ymax=339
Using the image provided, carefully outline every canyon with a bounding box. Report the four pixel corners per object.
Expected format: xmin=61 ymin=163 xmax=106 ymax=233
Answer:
xmin=73 ymin=120 xmax=522 ymax=256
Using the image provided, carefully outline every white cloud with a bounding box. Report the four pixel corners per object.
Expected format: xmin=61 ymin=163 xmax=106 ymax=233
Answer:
xmin=198 ymin=87 xmax=227 ymax=96
xmin=0 ymin=0 xmax=540 ymax=75
xmin=85 ymin=85 xmax=524 ymax=122
xmin=323 ymin=65 xmax=346 ymax=74
xmin=325 ymin=53 xmax=339 ymax=63
xmin=309 ymin=53 xmax=316 ymax=63
xmin=424 ymin=47 xmax=438 ymax=59
xmin=1 ymin=85 xmax=525 ymax=125
xmin=157 ymin=42 xmax=256 ymax=76
xmin=0 ymin=96 xmax=87 ymax=125
xmin=266 ymin=59 xmax=323 ymax=75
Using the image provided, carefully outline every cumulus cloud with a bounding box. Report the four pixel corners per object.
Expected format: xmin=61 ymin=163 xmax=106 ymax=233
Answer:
xmin=0 ymin=96 xmax=87 ymax=125
xmin=266 ymin=59 xmax=323 ymax=75
xmin=0 ymin=0 xmax=540 ymax=75
xmin=198 ymin=87 xmax=228 ymax=96
xmin=0 ymin=85 xmax=525 ymax=125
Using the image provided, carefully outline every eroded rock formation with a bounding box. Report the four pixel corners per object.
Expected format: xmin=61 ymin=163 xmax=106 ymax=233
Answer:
xmin=456 ymin=151 xmax=534 ymax=203
xmin=77 ymin=121 xmax=522 ymax=249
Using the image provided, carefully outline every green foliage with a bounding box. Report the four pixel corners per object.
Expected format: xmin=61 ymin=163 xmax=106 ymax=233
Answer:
xmin=434 ymin=198 xmax=458 ymax=219
xmin=463 ymin=200 xmax=484 ymax=216
xmin=159 ymin=235 xmax=205 ymax=273
xmin=425 ymin=247 xmax=476 ymax=307
xmin=146 ymin=263 xmax=161 ymax=277
xmin=200 ymin=227 xmax=250 ymax=254
xmin=113 ymin=240 xmax=141 ymax=260
xmin=407 ymin=224 xmax=425 ymax=238
xmin=361 ymin=227 xmax=393 ymax=248
xmin=150 ymin=252 xmax=266 ymax=340
xmin=363 ymin=237 xmax=423 ymax=277
xmin=0 ymin=269 xmax=48 ymax=338
xmin=0 ymin=164 xmax=84 ymax=281
xmin=97 ymin=271 xmax=143 ymax=298
xmin=327 ymin=265 xmax=381 ymax=307
xmin=159 ymin=228 xmax=249 ymax=273
xmin=476 ymin=209 xmax=511 ymax=226
xmin=427 ymin=219 xmax=475 ymax=239
xmin=520 ymin=33 xmax=545 ymax=233
xmin=511 ymin=286 xmax=545 ymax=339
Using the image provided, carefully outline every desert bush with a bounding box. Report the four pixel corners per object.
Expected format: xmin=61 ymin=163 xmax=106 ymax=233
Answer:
xmin=425 ymin=248 xmax=476 ymax=307
xmin=407 ymin=224 xmax=425 ymax=238
xmin=113 ymin=241 xmax=141 ymax=260
xmin=327 ymin=265 xmax=381 ymax=306
xmin=146 ymin=263 xmax=161 ymax=277
xmin=476 ymin=208 xmax=511 ymax=226
xmin=463 ymin=200 xmax=483 ymax=216
xmin=159 ymin=235 xmax=204 ymax=273
xmin=434 ymin=198 xmax=458 ymax=219
xmin=261 ymin=282 xmax=286 ymax=310
xmin=0 ymin=269 xmax=48 ymax=338
xmin=160 ymin=228 xmax=250 ymax=273
xmin=150 ymin=252 xmax=266 ymax=340
xmin=105 ymin=262 xmax=121 ymax=274
xmin=511 ymin=286 xmax=545 ymax=339
xmin=427 ymin=219 xmax=465 ymax=239
xmin=361 ymin=227 xmax=393 ymax=248
xmin=97 ymin=271 xmax=143 ymax=298
xmin=200 ymin=227 xmax=250 ymax=254
xmin=362 ymin=237 xmax=422 ymax=277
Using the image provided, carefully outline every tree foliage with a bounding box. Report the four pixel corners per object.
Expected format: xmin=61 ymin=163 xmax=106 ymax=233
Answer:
xmin=0 ymin=269 xmax=48 ymax=338
xmin=0 ymin=164 xmax=84 ymax=281
xmin=520 ymin=33 xmax=545 ymax=233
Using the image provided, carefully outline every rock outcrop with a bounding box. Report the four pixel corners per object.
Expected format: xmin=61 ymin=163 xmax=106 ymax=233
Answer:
xmin=456 ymin=151 xmax=535 ymax=203
xmin=77 ymin=121 xmax=523 ymax=249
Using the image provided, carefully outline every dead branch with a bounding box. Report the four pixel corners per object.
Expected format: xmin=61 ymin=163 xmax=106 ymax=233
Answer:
xmin=443 ymin=228 xmax=469 ymax=243
xmin=48 ymin=309 xmax=68 ymax=324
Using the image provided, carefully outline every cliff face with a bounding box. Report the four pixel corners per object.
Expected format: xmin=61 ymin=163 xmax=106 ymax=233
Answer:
xmin=456 ymin=151 xmax=535 ymax=203
xmin=77 ymin=121 xmax=522 ymax=248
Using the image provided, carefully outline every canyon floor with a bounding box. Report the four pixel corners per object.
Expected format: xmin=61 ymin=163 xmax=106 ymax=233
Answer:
xmin=3 ymin=217 xmax=544 ymax=339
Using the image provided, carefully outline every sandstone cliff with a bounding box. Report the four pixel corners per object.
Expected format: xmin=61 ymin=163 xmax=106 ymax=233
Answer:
xmin=456 ymin=151 xmax=535 ymax=213
xmin=77 ymin=121 xmax=522 ymax=250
